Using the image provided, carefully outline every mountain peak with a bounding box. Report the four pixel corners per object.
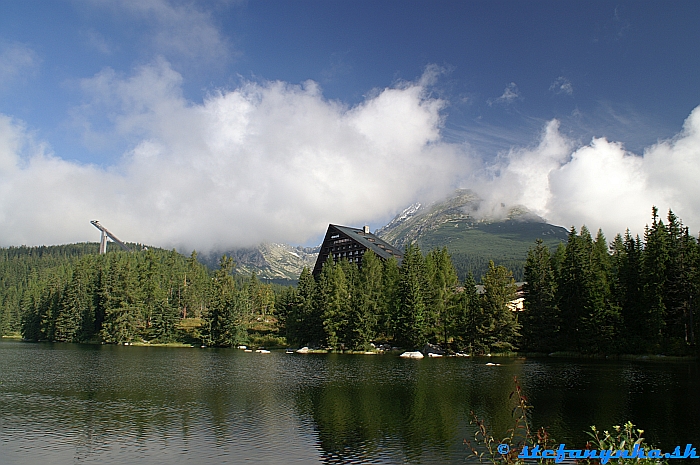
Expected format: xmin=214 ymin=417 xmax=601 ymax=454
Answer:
xmin=377 ymin=188 xmax=545 ymax=248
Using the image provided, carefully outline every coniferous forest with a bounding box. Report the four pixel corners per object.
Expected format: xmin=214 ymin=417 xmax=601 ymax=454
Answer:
xmin=0 ymin=245 xmax=278 ymax=347
xmin=1 ymin=207 xmax=698 ymax=356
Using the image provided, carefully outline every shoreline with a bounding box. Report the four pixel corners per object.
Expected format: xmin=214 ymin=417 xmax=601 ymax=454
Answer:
xmin=1 ymin=337 xmax=697 ymax=360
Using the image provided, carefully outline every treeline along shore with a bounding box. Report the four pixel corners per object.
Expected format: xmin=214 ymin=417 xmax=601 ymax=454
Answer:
xmin=0 ymin=207 xmax=698 ymax=356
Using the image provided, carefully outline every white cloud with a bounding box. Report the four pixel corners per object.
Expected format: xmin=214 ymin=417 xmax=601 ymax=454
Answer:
xmin=546 ymin=138 xmax=656 ymax=234
xmin=80 ymin=0 xmax=233 ymax=67
xmin=488 ymin=82 xmax=520 ymax=106
xmin=84 ymin=29 xmax=113 ymax=55
xmin=549 ymin=76 xmax=573 ymax=95
xmin=3 ymin=57 xmax=700 ymax=249
xmin=0 ymin=62 xmax=466 ymax=250
xmin=481 ymin=106 xmax=700 ymax=238
xmin=476 ymin=120 xmax=572 ymax=217
xmin=0 ymin=42 xmax=40 ymax=89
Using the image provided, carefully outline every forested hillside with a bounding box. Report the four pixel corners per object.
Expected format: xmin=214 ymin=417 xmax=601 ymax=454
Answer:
xmin=277 ymin=207 xmax=699 ymax=355
xmin=521 ymin=207 xmax=700 ymax=355
xmin=376 ymin=189 xmax=568 ymax=281
xmin=1 ymin=243 xmax=100 ymax=335
xmin=0 ymin=246 xmax=280 ymax=346
xmin=2 ymin=207 xmax=698 ymax=355
xmin=276 ymin=247 xmax=520 ymax=353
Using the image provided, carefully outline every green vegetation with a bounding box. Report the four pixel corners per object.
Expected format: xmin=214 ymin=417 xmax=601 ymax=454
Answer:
xmin=0 ymin=245 xmax=283 ymax=347
xmin=2 ymin=206 xmax=698 ymax=356
xmin=278 ymin=206 xmax=698 ymax=355
xmin=277 ymin=246 xmax=520 ymax=352
xmin=521 ymin=207 xmax=699 ymax=356
xmin=468 ymin=377 xmax=668 ymax=464
xmin=418 ymin=220 xmax=566 ymax=281
xmin=377 ymin=189 xmax=568 ymax=282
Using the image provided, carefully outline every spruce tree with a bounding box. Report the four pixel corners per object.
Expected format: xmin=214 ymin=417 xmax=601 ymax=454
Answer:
xmin=395 ymin=244 xmax=428 ymax=349
xmin=611 ymin=231 xmax=645 ymax=352
xmin=182 ymin=251 xmax=210 ymax=319
xmin=54 ymin=258 xmax=95 ymax=342
xmin=558 ymin=227 xmax=587 ymax=350
xmin=425 ymin=247 xmax=459 ymax=346
xmin=20 ymin=278 xmax=45 ymax=341
xmin=317 ymin=258 xmax=351 ymax=350
xmin=642 ymin=207 xmax=669 ymax=345
xmin=351 ymin=250 xmax=383 ymax=350
xmin=453 ymin=272 xmax=480 ymax=353
xmin=380 ymin=257 xmax=401 ymax=342
xmin=275 ymin=285 xmax=298 ymax=344
xmin=663 ymin=210 xmax=697 ymax=350
xmin=480 ymin=261 xmax=519 ymax=353
xmin=203 ymin=255 xmax=245 ymax=347
xmin=584 ymin=229 xmax=620 ymax=352
xmin=522 ymin=239 xmax=559 ymax=352
xmin=296 ymin=266 xmax=320 ymax=346
xmin=100 ymin=254 xmax=141 ymax=343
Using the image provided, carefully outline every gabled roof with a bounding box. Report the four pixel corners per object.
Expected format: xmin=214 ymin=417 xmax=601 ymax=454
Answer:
xmin=330 ymin=224 xmax=403 ymax=261
xmin=312 ymin=224 xmax=403 ymax=275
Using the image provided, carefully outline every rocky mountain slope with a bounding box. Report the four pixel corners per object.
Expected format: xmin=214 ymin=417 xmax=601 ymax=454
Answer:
xmin=198 ymin=243 xmax=319 ymax=282
xmin=204 ymin=189 xmax=568 ymax=282
xmin=376 ymin=188 xmax=568 ymax=280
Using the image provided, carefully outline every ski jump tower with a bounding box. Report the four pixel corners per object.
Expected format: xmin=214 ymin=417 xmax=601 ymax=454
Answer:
xmin=90 ymin=220 xmax=131 ymax=254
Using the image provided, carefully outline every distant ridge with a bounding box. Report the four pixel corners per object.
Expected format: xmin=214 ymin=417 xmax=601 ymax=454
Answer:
xmin=375 ymin=189 xmax=568 ymax=280
xmin=197 ymin=243 xmax=319 ymax=283
xmin=199 ymin=189 xmax=568 ymax=283
xmin=2 ymin=189 xmax=568 ymax=284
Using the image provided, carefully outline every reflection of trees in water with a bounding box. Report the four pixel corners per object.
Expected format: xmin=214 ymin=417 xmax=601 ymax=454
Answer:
xmin=293 ymin=357 xmax=700 ymax=462
xmin=294 ymin=358 xmax=527 ymax=464
xmin=3 ymin=344 xmax=700 ymax=464
xmin=0 ymin=344 xmax=300 ymax=460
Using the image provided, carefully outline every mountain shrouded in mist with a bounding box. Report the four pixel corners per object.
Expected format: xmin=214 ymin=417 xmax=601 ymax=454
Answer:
xmin=1 ymin=66 xmax=699 ymax=251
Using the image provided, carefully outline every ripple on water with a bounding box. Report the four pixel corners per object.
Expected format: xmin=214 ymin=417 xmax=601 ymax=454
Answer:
xmin=1 ymin=342 xmax=699 ymax=464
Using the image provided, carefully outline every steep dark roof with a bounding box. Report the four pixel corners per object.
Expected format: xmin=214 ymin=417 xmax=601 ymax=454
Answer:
xmin=332 ymin=225 xmax=402 ymax=259
xmin=312 ymin=224 xmax=403 ymax=276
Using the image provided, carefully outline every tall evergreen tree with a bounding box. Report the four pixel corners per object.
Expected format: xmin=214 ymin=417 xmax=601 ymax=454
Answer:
xmin=480 ymin=261 xmax=520 ymax=353
xmin=20 ymin=278 xmax=46 ymax=341
xmin=297 ymin=266 xmax=321 ymax=346
xmin=611 ymin=231 xmax=645 ymax=351
xmin=556 ymin=227 xmax=619 ymax=353
xmin=54 ymin=258 xmax=95 ymax=342
xmin=380 ymin=256 xmax=401 ymax=341
xmin=558 ymin=227 xmax=587 ymax=350
xmin=395 ymin=244 xmax=428 ymax=349
xmin=203 ymin=256 xmax=245 ymax=347
xmin=452 ymin=272 xmax=480 ymax=353
xmin=182 ymin=251 xmax=210 ymax=319
xmin=522 ymin=239 xmax=559 ymax=352
xmin=662 ymin=210 xmax=698 ymax=350
xmin=642 ymin=207 xmax=669 ymax=345
xmin=350 ymin=250 xmax=383 ymax=350
xmin=584 ymin=229 xmax=620 ymax=352
xmin=100 ymin=254 xmax=141 ymax=343
xmin=275 ymin=285 xmax=299 ymax=343
xmin=425 ymin=247 xmax=459 ymax=346
xmin=316 ymin=258 xmax=351 ymax=350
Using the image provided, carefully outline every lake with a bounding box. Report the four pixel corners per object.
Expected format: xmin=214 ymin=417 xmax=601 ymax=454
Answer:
xmin=1 ymin=340 xmax=698 ymax=464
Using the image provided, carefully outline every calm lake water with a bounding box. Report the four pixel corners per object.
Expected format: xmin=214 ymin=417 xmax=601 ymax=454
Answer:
xmin=1 ymin=340 xmax=698 ymax=464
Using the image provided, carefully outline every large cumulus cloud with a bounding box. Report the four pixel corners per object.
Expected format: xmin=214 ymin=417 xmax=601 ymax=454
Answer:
xmin=0 ymin=62 xmax=466 ymax=250
xmin=2 ymin=58 xmax=700 ymax=250
xmin=487 ymin=106 xmax=700 ymax=237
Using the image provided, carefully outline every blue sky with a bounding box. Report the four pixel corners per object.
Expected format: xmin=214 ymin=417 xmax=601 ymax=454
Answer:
xmin=1 ymin=0 xmax=699 ymax=250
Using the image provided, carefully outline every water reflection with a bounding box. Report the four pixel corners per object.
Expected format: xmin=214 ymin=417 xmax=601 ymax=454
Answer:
xmin=0 ymin=341 xmax=698 ymax=465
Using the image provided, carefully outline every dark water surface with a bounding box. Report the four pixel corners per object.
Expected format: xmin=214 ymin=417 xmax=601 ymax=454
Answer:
xmin=1 ymin=340 xmax=698 ymax=464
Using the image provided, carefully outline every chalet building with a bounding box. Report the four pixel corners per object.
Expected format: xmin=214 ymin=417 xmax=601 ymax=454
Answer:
xmin=312 ymin=224 xmax=403 ymax=276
